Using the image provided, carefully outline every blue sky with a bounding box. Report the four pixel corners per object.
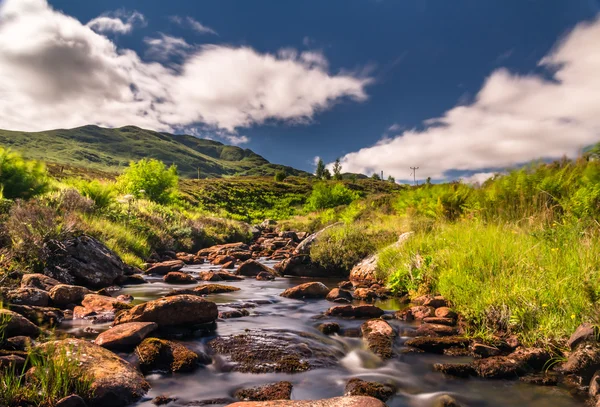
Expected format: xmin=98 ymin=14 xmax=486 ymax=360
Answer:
xmin=1 ymin=0 xmax=600 ymax=181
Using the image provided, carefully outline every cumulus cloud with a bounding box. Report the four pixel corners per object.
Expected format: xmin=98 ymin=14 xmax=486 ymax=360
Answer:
xmin=337 ymin=16 xmax=600 ymax=181
xmin=0 ymin=0 xmax=370 ymax=140
xmin=86 ymin=9 xmax=145 ymax=34
xmin=170 ymin=15 xmax=217 ymax=35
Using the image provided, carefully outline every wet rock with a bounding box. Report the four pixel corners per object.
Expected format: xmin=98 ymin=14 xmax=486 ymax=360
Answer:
xmin=560 ymin=342 xmax=600 ymax=382
xmin=152 ymin=395 xmax=178 ymax=405
xmin=423 ymin=296 xmax=448 ymax=309
xmin=568 ymin=323 xmax=597 ymax=350
xmin=275 ymin=255 xmax=330 ymax=278
xmin=163 ymin=272 xmax=195 ymax=284
xmin=219 ymin=309 xmax=250 ymax=319
xmin=352 ymin=288 xmax=378 ymax=302
xmin=326 ymin=288 xmax=353 ymax=303
xmin=361 ymin=319 xmax=396 ymax=359
xmin=344 ymin=378 xmax=395 ymax=402
xmin=212 ymin=255 xmax=236 ymax=265
xmin=410 ymin=306 xmax=435 ymax=320
xmin=49 ymin=284 xmax=91 ymax=307
xmin=5 ymin=336 xmax=35 ymax=351
xmin=433 ymin=395 xmax=463 ymax=407
xmin=257 ymin=271 xmax=275 ymax=281
xmin=435 ymin=307 xmax=457 ymax=320
xmin=44 ymin=235 xmax=126 ymax=288
xmin=471 ymin=348 xmax=550 ymax=379
xmin=95 ymin=322 xmax=158 ymax=350
xmin=339 ymin=281 xmax=353 ymax=290
xmin=119 ymin=274 xmax=147 ymax=285
xmin=394 ymin=309 xmax=414 ymax=322
xmin=136 ymin=338 xmax=201 ymax=374
xmin=325 ymin=305 xmax=384 ymax=319
xmin=0 ymin=354 xmax=26 ymax=371
xmin=114 ymin=295 xmax=218 ymax=328
xmin=434 ymin=363 xmax=476 ymax=378
xmin=318 ymin=322 xmax=340 ymax=335
xmin=194 ymin=284 xmax=241 ymax=295
xmin=197 ymin=242 xmax=250 ymax=258
xmin=5 ymin=287 xmax=49 ymax=306
xmin=116 ymin=295 xmax=134 ymax=303
xmin=422 ymin=317 xmax=456 ymax=326
xmin=235 ymin=381 xmax=293 ymax=401
xmin=208 ymin=330 xmax=339 ymax=373
xmin=404 ymin=336 xmax=470 ymax=354
xmin=8 ymin=304 xmax=63 ymax=328
xmin=415 ymin=323 xmax=457 ymax=337
xmin=41 ymin=338 xmax=149 ymax=407
xmin=520 ymin=373 xmax=559 ymax=386
xmin=21 ymin=273 xmax=61 ymax=291
xmin=55 ymin=394 xmax=88 ymax=407
xmin=238 ymin=260 xmax=277 ymax=277
xmin=199 ymin=271 xmax=244 ymax=281
xmin=0 ymin=309 xmax=41 ymax=338
xmin=471 ymin=343 xmax=501 ymax=358
xmin=73 ymin=294 xmax=130 ymax=320
xmin=226 ymin=396 xmax=386 ymax=407
xmin=280 ymin=282 xmax=330 ymax=299
xmin=145 ymin=260 xmax=185 ymax=276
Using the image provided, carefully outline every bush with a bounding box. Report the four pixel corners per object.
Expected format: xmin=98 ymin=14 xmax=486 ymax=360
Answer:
xmin=274 ymin=170 xmax=287 ymax=182
xmin=304 ymin=183 xmax=360 ymax=212
xmin=117 ymin=159 xmax=178 ymax=204
xmin=70 ymin=179 xmax=116 ymax=211
xmin=0 ymin=147 xmax=48 ymax=200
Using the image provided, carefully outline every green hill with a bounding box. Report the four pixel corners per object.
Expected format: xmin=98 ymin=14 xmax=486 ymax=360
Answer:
xmin=0 ymin=125 xmax=309 ymax=178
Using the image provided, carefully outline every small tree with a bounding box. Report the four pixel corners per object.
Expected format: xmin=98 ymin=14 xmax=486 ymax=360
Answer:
xmin=0 ymin=147 xmax=48 ymax=200
xmin=371 ymin=173 xmax=381 ymax=181
xmin=323 ymin=168 xmax=332 ymax=180
xmin=333 ymin=158 xmax=343 ymax=180
xmin=117 ymin=159 xmax=178 ymax=204
xmin=274 ymin=170 xmax=287 ymax=182
xmin=387 ymin=175 xmax=395 ymax=183
xmin=315 ymin=158 xmax=325 ymax=179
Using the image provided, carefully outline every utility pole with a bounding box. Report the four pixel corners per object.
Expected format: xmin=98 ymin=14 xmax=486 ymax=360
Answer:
xmin=410 ymin=167 xmax=419 ymax=186
xmin=381 ymin=170 xmax=383 ymax=181
xmin=197 ymin=167 xmax=201 ymax=180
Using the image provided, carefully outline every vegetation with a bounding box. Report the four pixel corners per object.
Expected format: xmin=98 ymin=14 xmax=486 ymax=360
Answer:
xmin=304 ymin=182 xmax=361 ymax=211
xmin=0 ymin=147 xmax=48 ymax=200
xmin=117 ymin=158 xmax=179 ymax=204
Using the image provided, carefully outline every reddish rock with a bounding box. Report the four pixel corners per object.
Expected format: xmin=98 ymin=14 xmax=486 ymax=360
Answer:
xmin=280 ymin=282 xmax=330 ymax=299
xmin=422 ymin=317 xmax=456 ymax=326
xmin=415 ymin=323 xmax=457 ymax=337
xmin=136 ymin=338 xmax=201 ymax=373
xmin=410 ymin=306 xmax=435 ymax=320
xmin=145 ymin=260 xmax=184 ymax=276
xmin=212 ymin=255 xmax=236 ymax=265
xmin=326 ymin=288 xmax=353 ymax=303
xmin=222 ymin=260 xmax=237 ymax=269
xmin=48 ymin=284 xmax=91 ymax=307
xmin=95 ymin=322 xmax=158 ymax=350
xmin=344 ymin=378 xmax=395 ymax=402
xmin=361 ymin=319 xmax=396 ymax=359
xmin=163 ymin=272 xmax=195 ymax=284
xmin=21 ymin=273 xmax=61 ymax=291
xmin=435 ymin=307 xmax=457 ymax=320
xmin=194 ymin=284 xmax=241 ymax=295
xmin=238 ymin=259 xmax=277 ymax=277
xmin=353 ymin=288 xmax=378 ymax=302
xmin=226 ymin=396 xmax=386 ymax=407
xmin=73 ymin=294 xmax=130 ymax=320
xmin=235 ymin=382 xmax=293 ymax=401
xmin=325 ymin=305 xmax=384 ymax=319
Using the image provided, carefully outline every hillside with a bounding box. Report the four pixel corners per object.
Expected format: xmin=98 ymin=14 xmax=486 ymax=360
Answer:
xmin=0 ymin=125 xmax=309 ymax=178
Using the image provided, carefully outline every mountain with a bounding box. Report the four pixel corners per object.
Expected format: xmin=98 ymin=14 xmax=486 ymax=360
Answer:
xmin=0 ymin=125 xmax=309 ymax=178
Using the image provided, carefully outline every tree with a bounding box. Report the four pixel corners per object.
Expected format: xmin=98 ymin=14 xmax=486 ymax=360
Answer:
xmin=371 ymin=173 xmax=381 ymax=181
xmin=274 ymin=170 xmax=287 ymax=182
xmin=387 ymin=175 xmax=395 ymax=183
xmin=315 ymin=158 xmax=325 ymax=179
xmin=117 ymin=159 xmax=178 ymax=204
xmin=0 ymin=147 xmax=48 ymax=200
xmin=323 ymin=168 xmax=332 ymax=180
xmin=426 ymin=177 xmax=432 ymax=185
xmin=333 ymin=158 xmax=343 ymax=180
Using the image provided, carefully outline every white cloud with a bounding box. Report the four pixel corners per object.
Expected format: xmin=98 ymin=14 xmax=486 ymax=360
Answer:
xmin=86 ymin=10 xmax=145 ymax=34
xmin=460 ymin=172 xmax=497 ymax=185
xmin=170 ymin=15 xmax=217 ymax=35
xmin=0 ymin=0 xmax=370 ymax=138
xmin=144 ymin=34 xmax=192 ymax=60
xmin=313 ymin=156 xmax=322 ymax=166
xmin=223 ymin=135 xmax=250 ymax=145
xmin=336 ymin=16 xmax=600 ymax=180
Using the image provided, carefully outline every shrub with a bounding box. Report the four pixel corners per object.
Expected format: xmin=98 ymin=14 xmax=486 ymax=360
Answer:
xmin=0 ymin=147 xmax=48 ymax=200
xmin=117 ymin=159 xmax=178 ymax=204
xmin=304 ymin=183 xmax=360 ymax=211
xmin=274 ymin=170 xmax=287 ymax=182
xmin=70 ymin=179 xmax=116 ymax=211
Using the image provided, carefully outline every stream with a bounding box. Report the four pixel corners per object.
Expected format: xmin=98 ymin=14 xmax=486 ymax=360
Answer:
xmin=59 ymin=259 xmax=581 ymax=407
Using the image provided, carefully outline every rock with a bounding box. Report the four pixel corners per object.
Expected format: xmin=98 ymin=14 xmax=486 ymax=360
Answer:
xmin=5 ymin=336 xmax=35 ymax=351
xmin=275 ymin=255 xmax=330 ymax=278
xmin=5 ymin=288 xmax=49 ymax=306
xmin=415 ymin=323 xmax=457 ymax=337
xmin=325 ymin=305 xmax=384 ymax=319
xmin=49 ymin=284 xmax=91 ymax=307
xmin=361 ymin=319 xmax=396 ymax=359
xmin=344 ymin=378 xmax=395 ymax=402
xmin=222 ymin=260 xmax=237 ymax=269
xmin=435 ymin=307 xmax=457 ymax=320
xmin=339 ymin=281 xmax=353 ymax=290
xmin=44 ymin=235 xmax=126 ymax=289
xmin=404 ymin=337 xmax=470 ymax=354
xmin=260 ymin=219 xmax=277 ymax=229
xmin=257 ymin=271 xmax=275 ymax=281
xmin=0 ymin=354 xmax=26 ymax=371
xmin=116 ymin=295 xmax=134 ymax=303
xmin=197 ymin=242 xmax=250 ymax=257
xmin=568 ymin=323 xmax=597 ymax=350
xmin=235 ymin=382 xmax=293 ymax=401
xmin=95 ymin=322 xmax=158 ymax=350
xmin=219 ymin=309 xmax=250 ymax=319
xmin=136 ymin=338 xmax=201 ymax=374
xmin=473 ymin=348 xmax=550 ymax=379
xmin=213 ymin=255 xmax=236 ymax=265
xmin=422 ymin=296 xmax=448 ymax=309
xmin=280 ymin=282 xmax=330 ymax=299
xmin=163 ymin=272 xmax=195 ymax=284
xmin=349 ymin=232 xmax=412 ymax=284
xmin=21 ymin=273 xmax=61 ymax=291
xmin=238 ymin=260 xmax=277 ymax=277
xmin=8 ymin=304 xmax=63 ymax=327
xmin=422 ymin=317 xmax=456 ymax=326
xmin=561 ymin=342 xmax=600 ymax=382
xmin=226 ymin=396 xmax=386 ymax=407
xmin=520 ymin=373 xmax=559 ymax=386
xmin=394 ymin=309 xmax=414 ymax=322
xmin=55 ymin=395 xmax=88 ymax=407
xmin=152 ymin=395 xmax=178 ymax=406
xmin=590 ymin=371 xmax=600 ymax=399
xmin=194 ymin=284 xmax=241 ymax=295
xmin=119 ymin=274 xmax=147 ymax=285
xmin=410 ymin=306 xmax=435 ymax=320
xmin=434 ymin=363 xmax=476 ymax=378
xmin=318 ymin=322 xmax=340 ymax=335
xmin=73 ymin=294 xmax=130 ymax=320
xmin=326 ymin=288 xmax=353 ymax=303
xmin=0 ymin=309 xmax=41 ymax=338
xmin=352 ymin=288 xmax=378 ymax=302
xmin=114 ymin=295 xmax=218 ymax=328
xmin=40 ymin=338 xmax=149 ymax=407
xmin=145 ymin=260 xmax=185 ymax=276
xmin=433 ymin=395 xmax=463 ymax=407
xmin=208 ymin=330 xmax=339 ymax=373
xmin=198 ymin=271 xmax=244 ymax=281
xmin=472 ymin=343 xmax=501 ymax=358
xmin=294 ymin=223 xmax=342 ymax=255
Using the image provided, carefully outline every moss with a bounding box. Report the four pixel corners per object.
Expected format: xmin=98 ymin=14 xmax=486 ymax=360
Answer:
xmin=135 ymin=338 xmax=199 ymax=374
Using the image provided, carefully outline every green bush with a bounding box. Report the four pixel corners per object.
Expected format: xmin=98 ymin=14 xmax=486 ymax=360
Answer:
xmin=304 ymin=182 xmax=360 ymax=211
xmin=0 ymin=147 xmax=48 ymax=200
xmin=70 ymin=179 xmax=116 ymax=211
xmin=274 ymin=170 xmax=287 ymax=182
xmin=117 ymin=159 xmax=178 ymax=204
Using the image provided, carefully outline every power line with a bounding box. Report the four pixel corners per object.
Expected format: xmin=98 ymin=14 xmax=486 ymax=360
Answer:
xmin=410 ymin=167 xmax=419 ymax=186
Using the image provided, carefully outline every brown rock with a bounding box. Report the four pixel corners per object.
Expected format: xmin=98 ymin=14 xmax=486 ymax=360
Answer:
xmin=353 ymin=288 xmax=378 ymax=302
xmin=422 ymin=317 xmax=456 ymax=326
xmin=434 ymin=363 xmax=476 ymax=378
xmin=5 ymin=288 xmax=49 ymax=306
xmin=560 ymin=342 xmax=600 ymax=382
xmin=225 ymin=396 xmax=386 ymax=407
xmin=238 ymin=260 xmax=277 ymax=277
xmin=434 ymin=307 xmax=457 ymax=320
xmin=280 ymin=282 xmax=330 ymax=299
xmin=325 ymin=305 xmax=384 ymax=319
xmin=212 ymin=255 xmax=236 ymax=265
xmin=410 ymin=306 xmax=435 ymax=320
xmin=219 ymin=309 xmax=250 ymax=319
xmin=568 ymin=323 xmax=597 ymax=350
xmin=95 ymin=322 xmax=158 ymax=350
xmin=404 ymin=336 xmax=470 ymax=354
xmin=344 ymin=378 xmax=395 ymax=402
xmin=423 ymin=295 xmax=448 ymax=308
xmin=49 ymin=284 xmax=91 ymax=307
xmin=136 ymin=338 xmax=200 ymax=373
xmin=275 ymin=255 xmax=330 ymax=278
xmin=256 ymin=271 xmax=275 ymax=281
xmin=326 ymin=288 xmax=353 ymax=303
xmin=222 ymin=260 xmax=237 ymax=269
xmin=21 ymin=273 xmax=61 ymax=291
xmin=235 ymin=382 xmax=293 ymax=401
xmin=471 ymin=343 xmax=501 ymax=358
xmin=163 ymin=272 xmax=195 ymax=284
xmin=55 ymin=394 xmax=88 ymax=407
xmin=415 ymin=323 xmax=458 ymax=337
xmin=361 ymin=319 xmax=396 ymax=359
xmin=318 ymin=322 xmax=340 ymax=335
xmin=0 ymin=355 xmax=26 ymax=371
xmin=145 ymin=260 xmax=185 ymax=276
xmin=73 ymin=294 xmax=130 ymax=320
xmin=7 ymin=304 xmax=63 ymax=328
xmin=0 ymin=309 xmax=41 ymax=338
xmin=194 ymin=284 xmax=241 ymax=295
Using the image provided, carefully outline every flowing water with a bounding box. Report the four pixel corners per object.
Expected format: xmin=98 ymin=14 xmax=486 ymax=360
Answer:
xmin=60 ymin=259 xmax=582 ymax=407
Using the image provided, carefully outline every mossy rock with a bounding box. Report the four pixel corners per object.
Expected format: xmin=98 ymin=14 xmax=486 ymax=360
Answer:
xmin=136 ymin=338 xmax=200 ymax=374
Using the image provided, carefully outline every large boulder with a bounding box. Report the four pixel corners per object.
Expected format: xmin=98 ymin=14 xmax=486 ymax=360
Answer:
xmin=114 ymin=295 xmax=218 ymax=328
xmin=163 ymin=271 xmax=195 ymax=284
xmin=40 ymin=339 xmax=149 ymax=407
xmin=0 ymin=309 xmax=40 ymax=338
xmin=136 ymin=338 xmax=202 ymax=373
xmin=21 ymin=273 xmax=61 ymax=291
xmin=49 ymin=284 xmax=91 ymax=307
xmin=226 ymin=396 xmax=386 ymax=407
xmin=94 ymin=322 xmax=158 ymax=350
xmin=8 ymin=304 xmax=64 ymax=327
xmin=44 ymin=235 xmax=126 ymax=289
xmin=144 ymin=260 xmax=184 ymax=276
xmin=294 ymin=223 xmax=343 ymax=255
xmin=274 ymin=255 xmax=330 ymax=278
xmin=280 ymin=282 xmax=330 ymax=299
xmin=5 ymin=287 xmax=50 ymax=306
xmin=237 ymin=260 xmax=277 ymax=277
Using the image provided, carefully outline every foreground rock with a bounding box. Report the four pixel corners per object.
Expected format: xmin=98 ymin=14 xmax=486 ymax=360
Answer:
xmin=237 ymin=260 xmax=277 ymax=277
xmin=274 ymin=255 xmax=330 ymax=278
xmin=325 ymin=288 xmax=353 ymax=303
xmin=361 ymin=319 xmax=396 ymax=359
xmin=49 ymin=284 xmax=91 ymax=307
xmin=194 ymin=284 xmax=241 ymax=295
xmin=226 ymin=396 xmax=386 ymax=407
xmin=280 ymin=282 xmax=330 ymax=299
xmin=0 ymin=309 xmax=41 ymax=338
xmin=114 ymin=295 xmax=218 ymax=328
xmin=197 ymin=271 xmax=244 ymax=281
xmin=209 ymin=330 xmax=339 ymax=373
xmin=163 ymin=271 xmax=195 ymax=284
xmin=235 ymin=382 xmax=293 ymax=401
xmin=325 ymin=305 xmax=384 ymax=319
xmin=95 ymin=322 xmax=158 ymax=350
xmin=44 ymin=235 xmax=127 ymax=288
xmin=41 ymin=339 xmax=149 ymax=407
xmin=136 ymin=338 xmax=202 ymax=373
xmin=5 ymin=288 xmax=50 ymax=306
xmin=8 ymin=304 xmax=64 ymax=328
xmin=73 ymin=294 xmax=130 ymax=320
xmin=145 ymin=260 xmax=184 ymax=276
xmin=344 ymin=378 xmax=395 ymax=402
xmin=21 ymin=273 xmax=61 ymax=291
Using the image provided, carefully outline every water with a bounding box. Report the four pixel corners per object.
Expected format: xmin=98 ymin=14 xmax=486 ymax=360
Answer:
xmin=60 ymin=259 xmax=582 ymax=406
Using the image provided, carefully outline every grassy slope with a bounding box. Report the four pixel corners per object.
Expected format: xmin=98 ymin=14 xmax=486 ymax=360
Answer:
xmin=0 ymin=125 xmax=308 ymax=178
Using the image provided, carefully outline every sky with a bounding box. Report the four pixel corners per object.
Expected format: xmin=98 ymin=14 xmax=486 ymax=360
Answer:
xmin=0 ymin=0 xmax=599 ymax=182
